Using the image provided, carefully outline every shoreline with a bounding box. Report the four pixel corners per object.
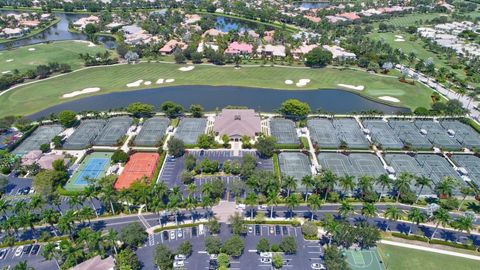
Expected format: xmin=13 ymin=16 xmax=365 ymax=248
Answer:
xmin=0 ymin=17 xmax=61 ymax=45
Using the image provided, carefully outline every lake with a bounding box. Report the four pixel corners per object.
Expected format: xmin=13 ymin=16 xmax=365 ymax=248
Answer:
xmin=215 ymin=16 xmax=273 ymax=32
xmin=28 ymin=86 xmax=409 ymax=119
xmin=297 ymin=2 xmax=331 ymax=9
xmin=0 ymin=12 xmax=116 ymax=50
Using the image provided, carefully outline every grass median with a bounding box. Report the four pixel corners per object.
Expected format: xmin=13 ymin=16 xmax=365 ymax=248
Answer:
xmin=0 ymin=62 xmax=434 ymax=117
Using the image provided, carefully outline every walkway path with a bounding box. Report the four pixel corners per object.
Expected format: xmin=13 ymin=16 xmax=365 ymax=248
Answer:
xmin=379 ymin=240 xmax=480 ymax=261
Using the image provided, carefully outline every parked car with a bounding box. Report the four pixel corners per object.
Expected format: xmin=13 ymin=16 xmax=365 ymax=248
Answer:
xmin=191 ymin=226 xmax=197 ymax=237
xmin=170 ymin=231 xmax=176 ymax=240
xmin=269 ymin=226 xmax=274 ymax=234
xmin=22 ymin=245 xmax=32 ymax=255
xmin=275 ymin=225 xmax=281 ymax=235
xmin=31 ymin=245 xmax=40 ymax=255
xmin=209 ymin=254 xmax=218 ymax=260
xmin=255 ymin=225 xmax=261 ymax=235
xmin=175 ymin=254 xmax=187 ymax=261
xmin=311 ymin=263 xmax=326 ymax=270
xmin=0 ymin=249 xmax=7 ymax=260
xmin=177 ymin=229 xmax=183 ymax=238
xmin=14 ymin=246 xmax=23 ymax=257
xmin=261 ymin=257 xmax=272 ymax=263
xmin=248 ymin=225 xmax=253 ymax=234
xmin=173 ymin=260 xmax=184 ymax=268
xmin=260 ymin=252 xmax=272 ymax=258
xmin=208 ymin=259 xmax=218 ymax=270
xmin=163 ymin=231 xmax=169 ymax=241
xmin=282 ymin=226 xmax=288 ymax=235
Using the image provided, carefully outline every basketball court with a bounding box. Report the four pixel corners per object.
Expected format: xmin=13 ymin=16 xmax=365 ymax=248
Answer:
xmin=344 ymin=248 xmax=385 ymax=270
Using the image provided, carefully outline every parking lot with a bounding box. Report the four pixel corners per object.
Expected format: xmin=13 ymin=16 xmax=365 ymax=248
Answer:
xmin=158 ymin=150 xmax=273 ymax=188
xmin=137 ymin=223 xmax=323 ymax=270
xmin=5 ymin=176 xmax=33 ymax=197
xmin=0 ymin=243 xmax=54 ymax=270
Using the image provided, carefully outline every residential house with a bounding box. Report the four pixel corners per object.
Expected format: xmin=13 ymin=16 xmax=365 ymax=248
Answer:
xmin=258 ymin=44 xmax=286 ymax=57
xmin=70 ymin=255 xmax=115 ymax=270
xmin=338 ymin=12 xmax=360 ymax=21
xmin=73 ymin=15 xmax=100 ymax=30
xmin=322 ymin=45 xmax=356 ymax=60
xmin=263 ymin=30 xmax=275 ymax=43
xmin=292 ymin=44 xmax=317 ymax=59
xmin=159 ymin=39 xmax=188 ymax=55
xmin=197 ymin=42 xmax=219 ymax=53
xmin=21 ymin=150 xmax=42 ymax=166
xmin=37 ymin=154 xmax=70 ymax=170
xmin=224 ymin=42 xmax=253 ymax=55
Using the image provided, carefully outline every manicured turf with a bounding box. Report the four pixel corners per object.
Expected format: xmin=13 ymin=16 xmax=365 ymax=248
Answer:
xmin=377 ymin=243 xmax=478 ymax=270
xmin=0 ymin=40 xmax=116 ymax=72
xmin=368 ymin=32 xmax=469 ymax=81
xmin=376 ymin=12 xmax=449 ymax=27
xmin=0 ymin=62 xmax=435 ymax=117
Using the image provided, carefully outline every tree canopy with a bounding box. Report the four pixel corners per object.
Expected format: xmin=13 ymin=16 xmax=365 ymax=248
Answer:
xmin=279 ymin=99 xmax=310 ymax=120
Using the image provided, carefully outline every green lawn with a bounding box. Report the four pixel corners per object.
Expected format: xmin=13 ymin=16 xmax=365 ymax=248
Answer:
xmin=377 ymin=12 xmax=450 ymax=27
xmin=0 ymin=62 xmax=435 ymax=117
xmin=368 ymin=31 xmax=471 ymax=82
xmin=377 ymin=244 xmax=479 ymax=270
xmin=0 ymin=40 xmax=116 ymax=72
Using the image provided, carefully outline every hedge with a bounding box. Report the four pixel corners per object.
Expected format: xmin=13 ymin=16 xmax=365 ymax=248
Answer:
xmin=391 ymin=232 xmax=479 ymax=251
xmin=276 ymin=143 xmax=301 ymax=150
xmin=245 ymin=220 xmax=301 ymax=227
xmin=153 ymin=222 xmax=207 ymax=233
xmin=7 ymin=124 xmax=38 ymax=152
xmin=0 ymin=235 xmax=68 ymax=248
xmin=272 ymin=153 xmax=280 ymax=178
xmin=391 ymin=232 xmax=429 ymax=242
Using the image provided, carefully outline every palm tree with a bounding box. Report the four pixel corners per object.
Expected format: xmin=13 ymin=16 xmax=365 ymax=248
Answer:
xmin=339 ymin=200 xmax=354 ymax=220
xmin=414 ymin=176 xmax=432 ymax=203
xmin=79 ymin=206 xmax=95 ymax=225
xmin=68 ymin=195 xmax=83 ymax=211
xmin=407 ymin=208 xmax=426 ymax=235
xmin=394 ymin=172 xmax=413 ymax=202
xmin=384 ymin=206 xmax=401 ymax=231
xmin=358 ymin=175 xmax=374 ymax=196
xmin=83 ymin=185 xmax=99 ymax=217
xmin=435 ymin=176 xmax=457 ymax=198
xmin=201 ymin=196 xmax=214 ymax=219
xmin=286 ymin=194 xmax=300 ymax=219
xmin=301 ymin=175 xmax=315 ymax=202
xmin=12 ymin=260 xmax=33 ymax=270
xmin=361 ymin=202 xmax=377 ymax=224
xmin=167 ymin=192 xmax=180 ymax=225
xmin=201 ymin=182 xmax=213 ymax=199
xmin=430 ymin=208 xmax=451 ymax=240
xmin=187 ymin=183 xmax=197 ymax=199
xmin=266 ymin=190 xmax=279 ymax=219
xmin=29 ymin=194 xmax=45 ymax=211
xmin=375 ymin=174 xmax=392 ymax=202
xmin=452 ymin=216 xmax=474 ymax=236
xmin=48 ymin=194 xmax=63 ymax=216
xmin=320 ymin=170 xmax=337 ymax=202
xmin=283 ymin=176 xmax=297 ymax=197
xmin=19 ymin=212 xmax=37 ymax=235
xmin=41 ymin=209 xmax=60 ymax=235
xmin=41 ymin=242 xmax=61 ymax=269
xmin=339 ymin=175 xmax=355 ymax=197
xmin=245 ymin=192 xmax=257 ymax=220
xmin=105 ymin=228 xmax=118 ymax=255
xmin=321 ymin=214 xmax=340 ymax=245
xmin=307 ymin=194 xmax=323 ymax=221
xmin=0 ymin=198 xmax=10 ymax=216
xmin=458 ymin=186 xmax=474 ymax=211
xmin=185 ymin=195 xmax=197 ymax=222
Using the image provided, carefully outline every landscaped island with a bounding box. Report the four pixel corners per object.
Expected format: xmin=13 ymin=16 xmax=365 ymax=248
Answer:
xmin=0 ymin=62 xmax=435 ymax=117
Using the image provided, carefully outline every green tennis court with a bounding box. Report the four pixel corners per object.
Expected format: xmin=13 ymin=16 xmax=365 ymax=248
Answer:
xmin=344 ymin=248 xmax=385 ymax=270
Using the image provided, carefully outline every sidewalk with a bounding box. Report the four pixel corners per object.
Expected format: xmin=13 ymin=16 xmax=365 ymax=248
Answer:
xmin=379 ymin=240 xmax=480 ymax=261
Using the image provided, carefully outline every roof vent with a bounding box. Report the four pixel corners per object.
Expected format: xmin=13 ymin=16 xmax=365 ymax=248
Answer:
xmin=234 ymin=115 xmax=241 ymax=120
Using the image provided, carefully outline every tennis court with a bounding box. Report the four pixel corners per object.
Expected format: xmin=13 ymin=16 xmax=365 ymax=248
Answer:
xmin=450 ymin=155 xmax=480 ymax=186
xmin=114 ymin=152 xmax=160 ymax=190
xmin=269 ymin=118 xmax=299 ymax=145
xmin=363 ymin=119 xmax=403 ymax=149
xmin=440 ymin=120 xmax=480 ymax=149
xmin=334 ymin=118 xmax=369 ymax=149
xmin=278 ymin=152 xmax=311 ymax=188
xmin=134 ymin=117 xmax=169 ymax=146
xmin=174 ymin=118 xmax=207 ymax=145
xmin=307 ymin=118 xmax=340 ymax=148
xmin=63 ymin=119 xmax=106 ymax=149
xmin=94 ymin=117 xmax=133 ymax=146
xmin=318 ymin=153 xmax=386 ymax=189
xmin=13 ymin=124 xmax=64 ymax=156
xmin=414 ymin=120 xmax=461 ymax=150
xmin=388 ymin=120 xmax=432 ymax=149
xmin=344 ymin=248 xmax=385 ymax=270
xmin=384 ymin=154 xmax=434 ymax=195
xmin=65 ymin=152 xmax=112 ymax=191
xmin=415 ymin=154 xmax=464 ymax=195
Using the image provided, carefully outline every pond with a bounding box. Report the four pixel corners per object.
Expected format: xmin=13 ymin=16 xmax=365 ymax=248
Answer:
xmin=28 ymin=86 xmax=409 ymax=120
xmin=0 ymin=12 xmax=116 ymax=50
xmin=215 ymin=16 xmax=273 ymax=32
xmin=296 ymin=1 xmax=331 ymax=9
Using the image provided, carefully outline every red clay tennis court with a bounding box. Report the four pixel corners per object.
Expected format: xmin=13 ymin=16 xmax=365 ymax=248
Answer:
xmin=114 ymin=152 xmax=160 ymax=190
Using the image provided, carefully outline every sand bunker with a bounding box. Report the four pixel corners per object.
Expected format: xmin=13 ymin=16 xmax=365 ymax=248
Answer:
xmin=395 ymin=35 xmax=404 ymax=39
xmin=285 ymin=80 xmax=293 ymax=85
xmin=378 ymin=96 xmax=400 ymax=103
xmin=156 ymin=79 xmax=164 ymax=84
xmin=75 ymin=40 xmax=96 ymax=47
xmin=296 ymin=79 xmax=311 ymax=87
xmin=144 ymin=81 xmax=152 ymax=86
xmin=394 ymin=38 xmax=405 ymax=42
xmin=2 ymin=71 xmax=11 ymax=74
xmin=337 ymin=84 xmax=365 ymax=91
xmin=62 ymin=87 xmax=100 ymax=98
xmin=126 ymin=80 xmax=144 ymax=87
xmin=165 ymin=79 xmax=175 ymax=83
xmin=28 ymin=48 xmax=36 ymax=51
xmin=6 ymin=59 xmax=13 ymax=62
xmin=179 ymin=66 xmax=195 ymax=72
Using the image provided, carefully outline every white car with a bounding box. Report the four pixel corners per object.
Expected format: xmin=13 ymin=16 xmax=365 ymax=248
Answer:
xmin=173 ymin=260 xmax=185 ymax=268
xmin=209 ymin=254 xmax=218 ymax=260
xmin=259 ymin=252 xmax=272 ymax=258
xmin=177 ymin=229 xmax=183 ymax=238
xmin=257 ymin=205 xmax=267 ymax=210
xmin=175 ymin=254 xmax=187 ymax=261
xmin=170 ymin=231 xmax=176 ymax=240
xmin=311 ymin=263 xmax=326 ymax=270
xmin=260 ymin=257 xmax=272 ymax=264
xmin=14 ymin=246 xmax=23 ymax=257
